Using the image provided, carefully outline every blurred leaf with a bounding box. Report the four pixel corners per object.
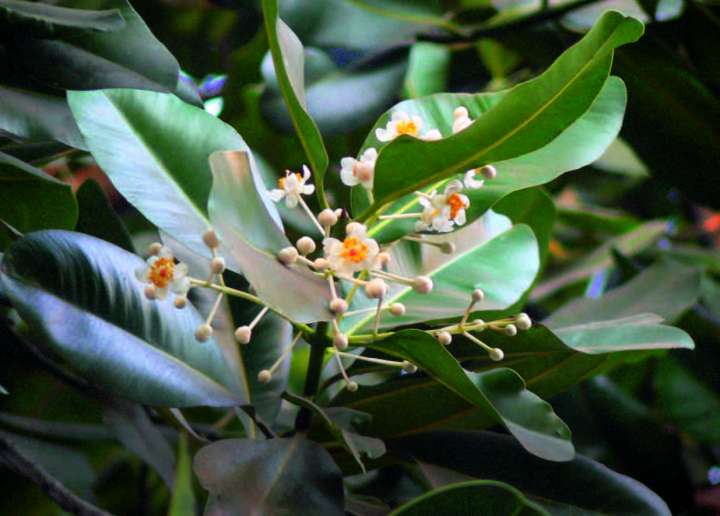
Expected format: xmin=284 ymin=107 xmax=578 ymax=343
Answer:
xmin=393 ymin=431 xmax=671 ymax=515
xmin=362 ymin=12 xmax=643 ymax=215
xmin=0 ymin=0 xmax=125 ymax=34
xmin=656 ymin=358 xmax=720 ymax=443
xmin=0 ymin=384 xmax=6 ymax=395
xmin=0 ymin=230 xmax=245 ymax=407
xmin=208 ymin=150 xmax=332 ymax=323
xmin=168 ymin=433 xmax=196 ymax=516
xmin=403 ymin=42 xmax=451 ymax=98
xmin=68 ymin=89 xmax=250 ymax=265
xmin=75 ymin=179 xmax=134 ymax=253
xmin=262 ymin=0 xmax=329 ymax=201
xmin=0 ymin=151 xmax=77 ymax=249
xmin=364 ymin=330 xmax=574 ymax=461
xmin=193 ymin=436 xmax=344 ymax=515
xmin=494 ymin=188 xmax=555 ymax=266
xmin=390 ymin=480 xmax=548 ymax=515
xmin=593 ymin=137 xmax=648 ymax=177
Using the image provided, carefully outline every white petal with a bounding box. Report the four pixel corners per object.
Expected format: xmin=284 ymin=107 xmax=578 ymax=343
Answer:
xmin=158 ymin=246 xmax=173 ymax=259
xmin=375 ymin=128 xmax=393 ymax=142
xmin=302 ymin=165 xmax=312 ymax=181
xmin=411 ymin=115 xmax=423 ymax=130
xmin=415 ymin=220 xmax=429 ymax=232
xmin=458 ymin=194 xmax=470 ymax=207
xmin=268 ymin=189 xmax=285 ymax=202
xmin=452 ymin=117 xmax=472 ymax=134
xmin=391 ymin=111 xmax=407 ymax=121
xmin=340 ymin=157 xmax=356 ymax=171
xmin=422 ymin=128 xmax=442 ymax=141
xmin=285 ymin=195 xmax=299 ymax=208
xmin=463 ymin=170 xmax=484 ymax=189
xmin=135 ymin=266 xmax=149 ymax=282
xmin=362 ymin=147 xmax=378 ymax=162
xmin=174 ymin=262 xmax=189 ymax=279
xmin=155 ymin=287 xmax=169 ymax=300
xmin=341 ymin=167 xmax=359 ymax=186
xmin=445 ymin=180 xmax=463 ymax=194
xmin=303 ymin=184 xmax=315 ymax=195
xmin=418 ymin=196 xmax=431 ymax=208
xmin=454 ymin=210 xmax=467 ymax=226
xmin=323 ymin=237 xmax=341 ymax=254
xmin=171 ymin=276 xmax=191 ymax=294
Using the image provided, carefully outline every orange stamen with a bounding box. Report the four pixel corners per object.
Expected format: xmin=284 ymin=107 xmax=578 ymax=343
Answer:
xmin=396 ymin=119 xmax=419 ymax=136
xmin=447 ymin=193 xmax=466 ymax=220
xmin=148 ymin=258 xmax=174 ymax=288
xmin=340 ymin=236 xmax=369 ymax=264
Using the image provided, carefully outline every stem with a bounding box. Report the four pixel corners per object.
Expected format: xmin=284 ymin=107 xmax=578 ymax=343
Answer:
xmin=295 ymin=322 xmax=329 ymax=430
xmin=298 ymin=196 xmax=326 ymax=235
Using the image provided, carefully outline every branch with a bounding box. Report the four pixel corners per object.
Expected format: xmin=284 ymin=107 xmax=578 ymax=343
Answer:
xmin=0 ymin=435 xmax=112 ymax=516
xmin=295 ymin=322 xmax=329 ymax=431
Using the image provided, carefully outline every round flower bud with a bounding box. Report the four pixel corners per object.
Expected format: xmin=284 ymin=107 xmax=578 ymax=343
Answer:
xmin=489 ymin=348 xmax=504 ymax=362
xmin=333 ymin=333 xmax=349 ymax=350
xmin=377 ymin=252 xmax=392 ymax=267
xmin=194 ymin=323 xmax=213 ymax=342
xmin=234 ymin=325 xmax=252 ymax=345
xmin=364 ymin=278 xmax=388 ymax=299
xmin=402 ymin=361 xmax=418 ymax=374
xmin=211 ymin=256 xmax=226 ymax=274
xmin=354 ymin=161 xmax=374 ymax=183
xmin=479 ymin=165 xmax=497 ymax=180
xmin=471 ymin=288 xmax=485 ymax=303
xmin=202 ymin=228 xmax=219 ymax=249
xmin=345 ymin=222 xmax=364 ymax=235
xmin=257 ymin=370 xmax=272 ymax=384
xmin=174 ymin=295 xmax=187 ymax=309
xmin=148 ymin=242 xmax=163 ymax=256
xmin=346 ymin=381 xmax=359 ymax=392
xmin=314 ymin=258 xmax=330 ymax=270
xmin=329 ymin=298 xmax=348 ymax=314
xmin=390 ymin=303 xmax=406 ymax=316
xmin=277 ymin=246 xmax=298 ymax=265
xmin=318 ymin=209 xmax=338 ymax=227
xmin=453 ymin=106 xmax=469 ymax=120
xmin=515 ymin=313 xmax=532 ymax=331
xmin=437 ymin=331 xmax=453 ymax=346
xmin=296 ymin=236 xmax=316 ymax=256
xmin=144 ymin=284 xmax=157 ymax=300
xmin=413 ymin=275 xmax=433 ymax=294
xmin=440 ymin=242 xmax=456 ymax=254
xmin=503 ymin=324 xmax=518 ymax=337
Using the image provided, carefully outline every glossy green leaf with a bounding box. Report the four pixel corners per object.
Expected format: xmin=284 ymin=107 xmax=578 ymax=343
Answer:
xmin=356 ymin=75 xmax=627 ymax=242
xmin=364 ymin=330 xmax=574 ymax=461
xmin=75 ymin=179 xmax=134 ymax=253
xmin=0 ymin=0 xmax=125 ymax=34
xmin=262 ymin=0 xmax=329 ymax=201
xmin=656 ymin=358 xmax=720 ymax=443
xmin=68 ymin=89 xmax=249 ymax=264
xmin=169 ymin=433 xmax=196 ymax=516
xmin=0 ymin=151 xmax=77 ymax=248
xmin=0 ymin=230 xmax=244 ymax=407
xmin=360 ymin=11 xmax=643 ymax=216
xmin=393 ymin=431 xmax=671 ymax=515
xmin=193 ymin=436 xmax=345 ymax=516
xmin=390 ymin=480 xmax=548 ymax=516
xmin=403 ymin=42 xmax=451 ymax=98
xmin=342 ymin=223 xmax=539 ymax=333
xmin=208 ymin=150 xmax=333 ymax=323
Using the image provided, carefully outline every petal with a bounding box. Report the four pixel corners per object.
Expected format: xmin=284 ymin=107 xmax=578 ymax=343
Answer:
xmin=445 ymin=180 xmax=463 ymax=194
xmin=171 ymin=276 xmax=191 ymax=294
xmin=391 ymin=111 xmax=407 ymax=121
xmin=415 ymin=220 xmax=429 ymax=232
xmin=365 ymin=238 xmax=379 ymax=257
xmin=455 ymin=210 xmax=467 ymax=226
xmin=285 ymin=195 xmax=299 ymax=208
xmin=303 ymin=184 xmax=315 ymax=195
xmin=463 ymin=170 xmax=484 ymax=190
xmin=411 ymin=115 xmax=423 ymax=130
xmin=341 ymin=167 xmax=359 ymax=186
xmin=268 ymin=189 xmax=285 ymax=202
xmin=174 ymin=262 xmax=189 ymax=279
xmin=418 ymin=196 xmax=431 ymax=208
xmin=422 ymin=128 xmax=442 ymax=141
xmin=459 ymin=194 xmax=470 ymax=207
xmin=302 ymin=165 xmax=312 ymax=181
xmin=375 ymin=128 xmax=391 ymax=142
xmin=135 ymin=267 xmax=149 ymax=282
xmin=362 ymin=147 xmax=378 ymax=162
xmin=158 ymin=246 xmax=173 ymax=259
xmin=340 ymin=157 xmax=356 ymax=170
xmin=155 ymin=287 xmax=169 ymax=300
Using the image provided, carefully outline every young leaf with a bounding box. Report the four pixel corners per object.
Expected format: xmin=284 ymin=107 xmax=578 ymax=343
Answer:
xmin=261 ymin=0 xmax=329 ymax=205
xmin=362 ymin=11 xmax=643 ymax=216
xmin=0 ymin=230 xmax=245 ymax=407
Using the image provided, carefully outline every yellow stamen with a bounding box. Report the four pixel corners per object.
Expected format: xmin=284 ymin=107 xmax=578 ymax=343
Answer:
xmin=395 ymin=119 xmax=419 ymax=136
xmin=148 ymin=258 xmax=174 ymax=288
xmin=340 ymin=236 xmax=369 ymax=264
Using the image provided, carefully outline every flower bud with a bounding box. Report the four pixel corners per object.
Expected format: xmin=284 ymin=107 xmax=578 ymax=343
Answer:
xmin=402 ymin=361 xmax=418 ymax=374
xmin=257 ymin=370 xmax=272 ymax=384
xmin=471 ymin=288 xmax=485 ymax=303
xmin=195 ymin=323 xmax=213 ymax=342
xmin=234 ymin=325 xmax=252 ymax=344
xmin=503 ymin=324 xmax=517 ymax=336
xmin=329 ymin=298 xmax=348 ymax=314
xmin=413 ymin=275 xmax=433 ymax=294
xmin=364 ymin=278 xmax=388 ymax=299
xmin=354 ymin=161 xmax=374 ymax=183
xmin=202 ymin=228 xmax=219 ymax=249
xmin=148 ymin=242 xmax=163 ymax=256
xmin=489 ymin=348 xmax=504 ymax=361
xmin=377 ymin=252 xmax=392 ymax=266
xmin=440 ymin=242 xmax=456 ymax=254
xmin=453 ymin=106 xmax=469 ymax=120
xmin=314 ymin=258 xmax=330 ymax=270
xmin=390 ymin=303 xmax=406 ymax=316
xmin=345 ymin=222 xmax=364 ymax=235
xmin=346 ymin=381 xmax=359 ymax=392
xmin=479 ymin=165 xmax=497 ymax=180
xmin=437 ymin=331 xmax=452 ymax=346
xmin=277 ymin=246 xmax=298 ymax=265
xmin=296 ymin=236 xmax=316 ymax=255
xmin=211 ymin=256 xmax=226 ymax=274
xmin=174 ymin=295 xmax=187 ymax=309
xmin=333 ymin=333 xmax=349 ymax=350
xmin=515 ymin=313 xmax=532 ymax=331
xmin=318 ymin=209 xmax=338 ymax=227
xmin=144 ymin=284 xmax=157 ymax=300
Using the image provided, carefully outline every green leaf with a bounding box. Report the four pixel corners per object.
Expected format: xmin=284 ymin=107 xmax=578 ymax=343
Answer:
xmin=0 ymin=0 xmax=125 ymax=35
xmin=67 ymin=89 xmax=249 ymax=264
xmin=0 ymin=151 xmax=78 ymax=247
xmin=0 ymin=230 xmax=244 ymax=407
xmin=76 ymin=179 xmax=134 ymax=253
xmin=390 ymin=480 xmax=548 ymax=516
xmin=342 ymin=223 xmax=539 ymax=333
xmin=362 ymin=11 xmax=643 ymax=215
xmin=656 ymin=358 xmax=720 ymax=443
xmin=169 ymin=433 xmax=196 ymax=516
xmin=193 ymin=435 xmax=345 ymax=515
xmin=363 ymin=330 xmax=574 ymax=462
xmin=356 ymin=75 xmax=627 ymax=243
xmin=393 ymin=431 xmax=671 ymax=515
xmin=208 ymin=150 xmax=333 ymax=323
xmin=403 ymin=42 xmax=451 ymax=98
xmin=262 ymin=0 xmax=329 ymax=205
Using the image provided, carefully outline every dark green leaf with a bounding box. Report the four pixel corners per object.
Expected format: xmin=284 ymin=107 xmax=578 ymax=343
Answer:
xmin=169 ymin=432 xmax=196 ymax=516
xmin=76 ymin=179 xmax=134 ymax=253
xmin=193 ymin=435 xmax=345 ymax=516
xmin=0 ymin=230 xmax=244 ymax=407
xmin=0 ymin=0 xmax=125 ymax=35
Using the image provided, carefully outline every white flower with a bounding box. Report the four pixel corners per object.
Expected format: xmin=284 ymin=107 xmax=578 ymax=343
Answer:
xmin=463 ymin=169 xmax=485 ymax=189
xmin=415 ymin=180 xmax=470 ymax=233
xmin=268 ymin=165 xmax=315 ymax=208
xmin=135 ymin=247 xmax=190 ymax=300
xmin=323 ymin=223 xmax=380 ymax=275
xmin=375 ymin=111 xmax=442 ymax=142
xmin=452 ymin=106 xmax=473 ymax=134
xmin=340 ymin=147 xmax=377 ymax=189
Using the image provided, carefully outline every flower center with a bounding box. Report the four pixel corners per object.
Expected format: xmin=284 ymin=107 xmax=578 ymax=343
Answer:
xmin=340 ymin=236 xmax=369 ymax=264
xmin=395 ymin=119 xmax=418 ymax=136
xmin=278 ymin=172 xmax=303 ymax=189
xmin=148 ymin=257 xmax=174 ymax=288
xmin=447 ymin=193 xmax=465 ymax=219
